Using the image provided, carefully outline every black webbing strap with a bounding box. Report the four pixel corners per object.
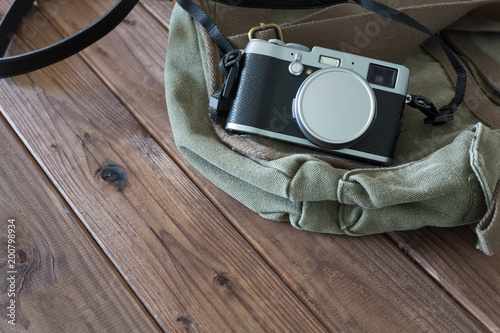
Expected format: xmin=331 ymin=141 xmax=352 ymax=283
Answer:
xmin=0 ymin=0 xmax=138 ymax=78
xmin=176 ymin=0 xmax=233 ymax=54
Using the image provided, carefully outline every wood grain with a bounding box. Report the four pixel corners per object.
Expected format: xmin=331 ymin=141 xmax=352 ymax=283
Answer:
xmin=389 ymin=227 xmax=500 ymax=332
xmin=32 ymin=0 xmax=493 ymax=331
xmin=0 ymin=113 xmax=160 ymax=331
xmin=141 ymin=0 xmax=175 ymax=29
xmin=0 ymin=2 xmax=328 ymax=332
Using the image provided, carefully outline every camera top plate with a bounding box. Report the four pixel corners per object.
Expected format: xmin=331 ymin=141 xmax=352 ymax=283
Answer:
xmin=293 ymin=67 xmax=377 ymax=149
xmin=244 ymin=39 xmax=410 ymax=96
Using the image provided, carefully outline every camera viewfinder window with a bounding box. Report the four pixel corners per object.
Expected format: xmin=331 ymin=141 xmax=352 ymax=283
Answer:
xmin=367 ymin=64 xmax=398 ymax=88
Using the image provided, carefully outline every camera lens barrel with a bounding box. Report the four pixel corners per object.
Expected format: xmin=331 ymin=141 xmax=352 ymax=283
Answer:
xmin=293 ymin=67 xmax=377 ymax=149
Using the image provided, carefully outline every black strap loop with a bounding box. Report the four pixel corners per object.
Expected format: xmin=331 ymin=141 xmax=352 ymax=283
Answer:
xmin=0 ymin=0 xmax=138 ymax=78
xmin=407 ymin=95 xmax=454 ymax=125
xmin=219 ymin=49 xmax=242 ymax=76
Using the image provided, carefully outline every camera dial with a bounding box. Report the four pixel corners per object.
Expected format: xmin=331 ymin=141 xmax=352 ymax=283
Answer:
xmin=285 ymin=43 xmax=311 ymax=52
xmin=293 ymin=67 xmax=377 ymax=149
xmin=268 ymin=39 xmax=285 ymax=46
xmin=289 ymin=53 xmax=304 ymax=76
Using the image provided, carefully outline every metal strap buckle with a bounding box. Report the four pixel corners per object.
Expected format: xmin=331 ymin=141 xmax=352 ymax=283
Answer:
xmin=248 ymin=23 xmax=284 ymax=42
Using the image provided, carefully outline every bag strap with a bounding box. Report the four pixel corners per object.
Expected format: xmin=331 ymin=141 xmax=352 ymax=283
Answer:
xmin=0 ymin=0 xmax=138 ymax=78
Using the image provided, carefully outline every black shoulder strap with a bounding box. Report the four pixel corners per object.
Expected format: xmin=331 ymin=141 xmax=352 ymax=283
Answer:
xmin=0 ymin=0 xmax=138 ymax=78
xmin=176 ymin=0 xmax=233 ymax=53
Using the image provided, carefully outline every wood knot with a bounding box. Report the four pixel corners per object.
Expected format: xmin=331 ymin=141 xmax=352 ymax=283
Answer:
xmin=16 ymin=249 xmax=27 ymax=263
xmin=175 ymin=315 xmax=191 ymax=325
xmin=215 ymin=273 xmax=229 ymax=286
xmin=123 ymin=18 xmax=137 ymax=26
xmin=96 ymin=161 xmax=127 ymax=190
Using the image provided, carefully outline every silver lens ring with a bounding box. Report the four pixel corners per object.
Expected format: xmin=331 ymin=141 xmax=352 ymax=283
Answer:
xmin=293 ymin=67 xmax=376 ymax=149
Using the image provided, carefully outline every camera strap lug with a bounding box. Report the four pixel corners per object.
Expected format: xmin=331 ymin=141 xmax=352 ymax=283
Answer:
xmin=406 ymin=94 xmax=455 ymax=126
xmin=248 ymin=23 xmax=284 ymax=42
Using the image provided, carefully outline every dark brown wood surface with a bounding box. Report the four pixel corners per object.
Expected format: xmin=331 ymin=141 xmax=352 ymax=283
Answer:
xmin=0 ymin=1 xmax=498 ymax=332
xmin=0 ymin=96 xmax=162 ymax=332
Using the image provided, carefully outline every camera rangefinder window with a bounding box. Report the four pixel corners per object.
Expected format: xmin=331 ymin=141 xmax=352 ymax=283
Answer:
xmin=367 ymin=64 xmax=398 ymax=88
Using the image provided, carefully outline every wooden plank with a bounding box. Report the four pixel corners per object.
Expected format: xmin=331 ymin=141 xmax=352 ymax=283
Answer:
xmin=218 ymin=209 xmax=491 ymax=332
xmin=0 ymin=116 xmax=161 ymax=331
xmin=141 ymin=0 xmax=174 ymax=29
xmin=37 ymin=0 xmax=491 ymax=331
xmin=389 ymin=227 xmax=500 ymax=332
xmin=0 ymin=2 xmax=328 ymax=332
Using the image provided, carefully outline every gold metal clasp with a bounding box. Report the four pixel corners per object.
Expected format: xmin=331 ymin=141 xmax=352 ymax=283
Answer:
xmin=248 ymin=23 xmax=284 ymax=42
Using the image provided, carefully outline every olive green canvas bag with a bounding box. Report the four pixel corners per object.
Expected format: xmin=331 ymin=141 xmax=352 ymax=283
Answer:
xmin=164 ymin=0 xmax=500 ymax=255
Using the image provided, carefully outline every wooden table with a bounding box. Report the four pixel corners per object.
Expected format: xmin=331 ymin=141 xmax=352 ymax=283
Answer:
xmin=0 ymin=1 xmax=499 ymax=332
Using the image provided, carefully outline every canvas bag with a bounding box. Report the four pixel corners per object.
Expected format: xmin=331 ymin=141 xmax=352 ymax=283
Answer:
xmin=164 ymin=0 xmax=500 ymax=255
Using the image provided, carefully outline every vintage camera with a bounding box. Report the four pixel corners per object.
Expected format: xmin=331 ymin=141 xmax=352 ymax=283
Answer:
xmin=223 ymin=39 xmax=410 ymax=165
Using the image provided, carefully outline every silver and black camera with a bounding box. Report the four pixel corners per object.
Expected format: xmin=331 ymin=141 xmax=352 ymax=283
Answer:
xmin=223 ymin=38 xmax=410 ymax=165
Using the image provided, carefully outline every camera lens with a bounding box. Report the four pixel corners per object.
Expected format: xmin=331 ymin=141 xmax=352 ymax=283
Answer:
xmin=367 ymin=64 xmax=398 ymax=88
xmin=293 ymin=67 xmax=376 ymax=149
